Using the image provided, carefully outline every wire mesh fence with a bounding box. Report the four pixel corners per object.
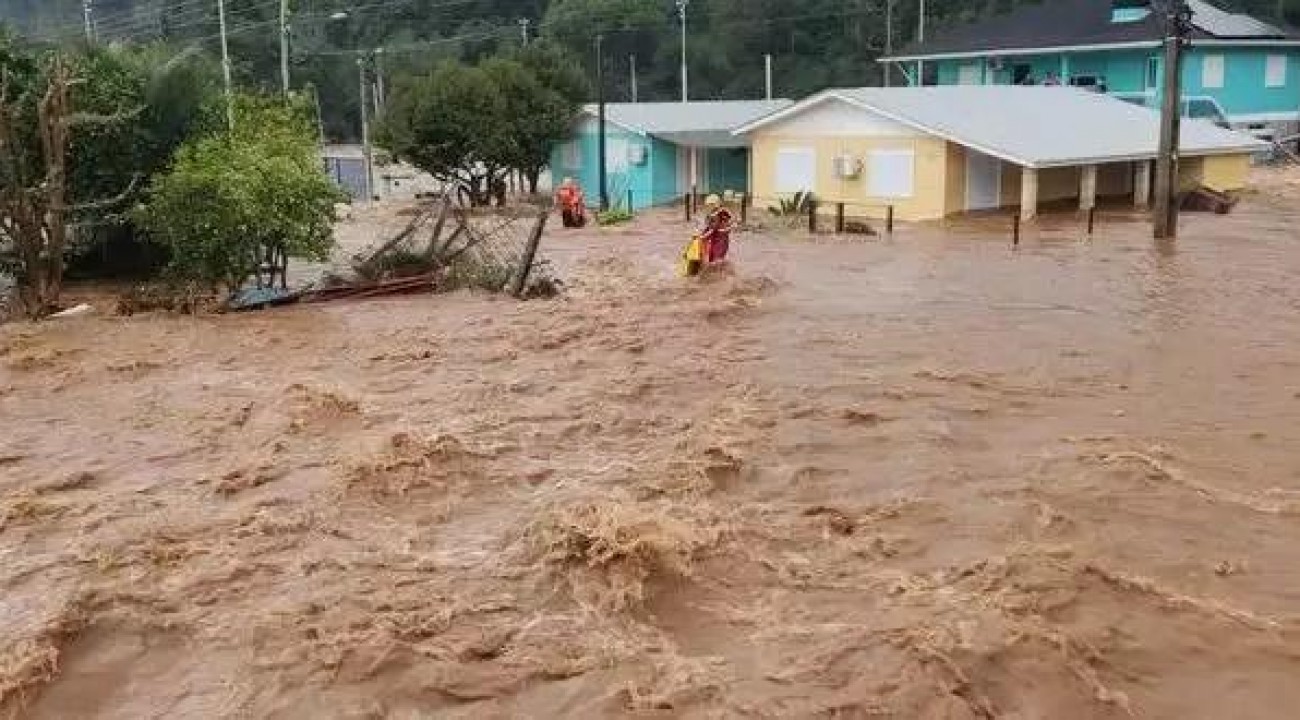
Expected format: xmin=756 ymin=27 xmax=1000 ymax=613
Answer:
xmin=320 ymin=186 xmax=556 ymax=302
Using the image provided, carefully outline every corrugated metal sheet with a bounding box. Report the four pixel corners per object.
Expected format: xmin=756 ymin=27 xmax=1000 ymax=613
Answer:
xmin=739 ymin=86 xmax=1266 ymax=168
xmin=1188 ymin=0 xmax=1285 ymax=38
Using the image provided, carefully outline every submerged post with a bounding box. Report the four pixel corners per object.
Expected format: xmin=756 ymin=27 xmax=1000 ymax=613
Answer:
xmin=510 ymin=209 xmax=550 ymax=298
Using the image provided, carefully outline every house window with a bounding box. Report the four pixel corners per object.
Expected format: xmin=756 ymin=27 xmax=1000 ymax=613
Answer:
xmin=605 ymin=138 xmax=629 ymax=171
xmin=1111 ymin=2 xmax=1151 ymax=23
xmin=1146 ymin=57 xmax=1160 ymax=91
xmin=866 ymin=150 xmax=915 ymax=199
xmin=775 ymin=147 xmax=817 ymax=193
xmin=561 ymin=141 xmax=581 ymax=168
xmin=1266 ymin=54 xmax=1288 ymax=88
xmin=957 ymin=63 xmax=982 ymax=85
xmin=1202 ymin=54 xmax=1225 ymax=89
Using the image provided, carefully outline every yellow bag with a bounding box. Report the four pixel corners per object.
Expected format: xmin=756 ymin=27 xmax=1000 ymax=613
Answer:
xmin=679 ymin=235 xmax=704 ymax=277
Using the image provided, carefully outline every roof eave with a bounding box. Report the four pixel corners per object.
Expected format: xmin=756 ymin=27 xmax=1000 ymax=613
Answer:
xmin=881 ymin=36 xmax=1300 ymax=63
xmin=879 ymin=40 xmax=1163 ymax=63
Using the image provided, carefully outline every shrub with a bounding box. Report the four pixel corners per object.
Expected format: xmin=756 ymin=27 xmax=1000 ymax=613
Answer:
xmin=596 ymin=208 xmax=633 ymax=226
xmin=137 ymin=96 xmax=343 ymax=292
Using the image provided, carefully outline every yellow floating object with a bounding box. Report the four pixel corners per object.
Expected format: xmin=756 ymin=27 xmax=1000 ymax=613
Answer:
xmin=679 ymin=235 xmax=704 ymax=277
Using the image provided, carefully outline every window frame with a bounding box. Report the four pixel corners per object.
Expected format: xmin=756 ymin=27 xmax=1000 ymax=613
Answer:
xmin=1202 ymin=54 xmax=1226 ymax=90
xmin=1266 ymin=54 xmax=1288 ymax=89
xmin=775 ymin=147 xmax=817 ymax=194
xmin=866 ymin=149 xmax=916 ymax=200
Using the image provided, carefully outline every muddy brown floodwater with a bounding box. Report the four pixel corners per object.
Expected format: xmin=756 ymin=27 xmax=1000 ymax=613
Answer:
xmin=4 ymin=175 xmax=1300 ymax=719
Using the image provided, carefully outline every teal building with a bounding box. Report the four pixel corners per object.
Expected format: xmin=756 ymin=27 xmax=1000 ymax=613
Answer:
xmin=882 ymin=0 xmax=1300 ymax=139
xmin=549 ymin=100 xmax=791 ymax=210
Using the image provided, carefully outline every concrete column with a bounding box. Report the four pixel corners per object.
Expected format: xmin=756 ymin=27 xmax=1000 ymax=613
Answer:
xmin=1080 ymin=164 xmax=1098 ymax=211
xmin=1134 ymin=160 xmax=1152 ymax=208
xmin=1021 ymin=167 xmax=1039 ymax=221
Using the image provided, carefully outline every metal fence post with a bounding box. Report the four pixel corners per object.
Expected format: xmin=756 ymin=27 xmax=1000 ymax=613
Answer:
xmin=836 ymin=202 xmax=845 ymax=233
xmin=1013 ymin=213 xmax=1021 ymax=248
xmin=886 ymin=205 xmax=895 ymax=234
xmin=1087 ymin=207 xmax=1096 ymax=235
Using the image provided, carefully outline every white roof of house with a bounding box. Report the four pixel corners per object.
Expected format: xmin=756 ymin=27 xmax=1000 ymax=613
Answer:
xmin=582 ymin=99 xmax=793 ymax=148
xmin=735 ymin=86 xmax=1267 ymax=168
xmin=1187 ymin=0 xmax=1286 ymax=38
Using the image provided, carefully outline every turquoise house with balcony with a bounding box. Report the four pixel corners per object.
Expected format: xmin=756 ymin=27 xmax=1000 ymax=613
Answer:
xmin=881 ymin=0 xmax=1300 ymax=138
xmin=549 ymin=100 xmax=791 ymax=210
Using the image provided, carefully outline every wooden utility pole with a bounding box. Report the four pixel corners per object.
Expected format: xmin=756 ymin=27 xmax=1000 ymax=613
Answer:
xmin=1153 ymin=0 xmax=1192 ymax=240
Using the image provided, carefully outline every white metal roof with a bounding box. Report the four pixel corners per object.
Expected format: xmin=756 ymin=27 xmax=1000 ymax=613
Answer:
xmin=581 ymin=99 xmax=793 ymax=148
xmin=735 ymin=86 xmax=1267 ymax=168
xmin=1187 ymin=0 xmax=1286 ymax=38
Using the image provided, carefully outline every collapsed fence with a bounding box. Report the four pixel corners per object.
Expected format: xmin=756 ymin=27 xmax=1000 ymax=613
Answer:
xmin=311 ymin=192 xmax=554 ymax=302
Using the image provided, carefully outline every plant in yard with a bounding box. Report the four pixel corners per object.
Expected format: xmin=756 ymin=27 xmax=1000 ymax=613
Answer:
xmin=136 ymin=96 xmax=343 ymax=293
xmin=768 ymin=191 xmax=813 ymax=218
xmin=596 ymin=208 xmax=633 ymax=226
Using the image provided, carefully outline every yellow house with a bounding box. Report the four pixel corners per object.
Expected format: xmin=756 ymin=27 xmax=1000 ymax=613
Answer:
xmin=734 ymin=86 xmax=1265 ymax=222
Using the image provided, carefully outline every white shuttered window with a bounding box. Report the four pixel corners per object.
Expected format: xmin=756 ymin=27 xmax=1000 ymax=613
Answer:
xmin=1266 ymin=55 xmax=1287 ymax=88
xmin=1202 ymin=54 xmax=1225 ymax=89
xmin=867 ymin=150 xmax=915 ymax=199
xmin=775 ymin=147 xmax=817 ymax=193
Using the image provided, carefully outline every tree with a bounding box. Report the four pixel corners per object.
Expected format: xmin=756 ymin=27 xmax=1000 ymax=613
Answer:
xmin=64 ymin=44 xmax=224 ymax=278
xmin=381 ymin=52 xmax=583 ymax=203
xmin=0 ymin=38 xmax=141 ymax=318
xmin=491 ymin=43 xmax=587 ymax=193
xmin=136 ymin=96 xmax=342 ymax=292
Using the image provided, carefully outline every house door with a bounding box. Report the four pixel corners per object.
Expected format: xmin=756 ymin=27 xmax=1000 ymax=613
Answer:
xmin=966 ymin=151 xmax=1002 ymax=211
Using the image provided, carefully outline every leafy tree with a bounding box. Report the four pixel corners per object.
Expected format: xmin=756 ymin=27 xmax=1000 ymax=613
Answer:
xmin=136 ymin=96 xmax=342 ymax=292
xmin=64 ymin=44 xmax=224 ymax=277
xmin=491 ymin=43 xmax=588 ymax=193
xmin=381 ymin=51 xmax=582 ymax=202
xmin=380 ymin=59 xmax=513 ymax=205
xmin=0 ymin=36 xmax=141 ymax=317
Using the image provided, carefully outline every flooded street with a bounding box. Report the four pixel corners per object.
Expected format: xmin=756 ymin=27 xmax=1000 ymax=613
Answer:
xmin=5 ymin=180 xmax=1300 ymax=718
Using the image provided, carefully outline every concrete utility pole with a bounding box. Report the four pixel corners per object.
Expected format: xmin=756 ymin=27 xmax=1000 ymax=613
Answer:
xmin=1153 ymin=0 xmax=1192 ymax=240
xmin=885 ymin=0 xmax=894 ymax=87
xmin=373 ymin=47 xmax=386 ymax=114
xmin=519 ymin=18 xmax=530 ymax=45
xmin=217 ymin=0 xmax=234 ymax=128
xmin=596 ymin=34 xmax=609 ymax=211
xmin=280 ymin=0 xmax=291 ymax=96
xmin=677 ymin=0 xmax=689 ymax=102
xmin=358 ymin=56 xmax=374 ymax=202
xmin=916 ymin=0 xmax=926 ymax=84
xmin=82 ymin=0 xmax=94 ymax=43
xmin=630 ymin=54 xmax=638 ymax=103
xmin=765 ymin=54 xmax=773 ymax=99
